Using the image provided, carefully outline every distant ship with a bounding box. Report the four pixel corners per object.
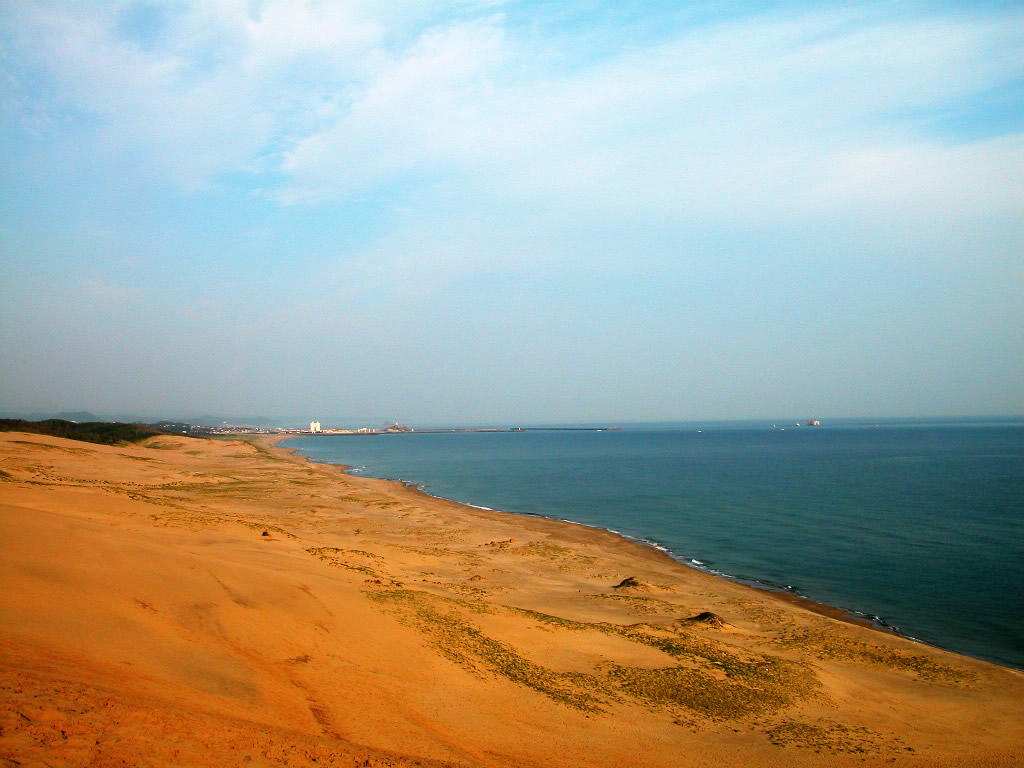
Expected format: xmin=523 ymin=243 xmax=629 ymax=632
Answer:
xmin=806 ymin=419 xmax=821 ymax=426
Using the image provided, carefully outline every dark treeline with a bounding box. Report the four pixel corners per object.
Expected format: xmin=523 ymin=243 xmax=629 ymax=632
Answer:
xmin=0 ymin=419 xmax=175 ymax=445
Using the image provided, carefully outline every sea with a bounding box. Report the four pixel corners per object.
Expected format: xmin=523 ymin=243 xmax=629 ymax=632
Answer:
xmin=285 ymin=418 xmax=1024 ymax=670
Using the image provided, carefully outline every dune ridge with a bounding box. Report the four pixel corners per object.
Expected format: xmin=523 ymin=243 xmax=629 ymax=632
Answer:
xmin=1 ymin=431 xmax=1021 ymax=767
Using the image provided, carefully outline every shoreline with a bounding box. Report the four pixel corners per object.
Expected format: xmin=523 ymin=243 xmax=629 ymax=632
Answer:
xmin=268 ymin=435 xmax=912 ymax=641
xmin=4 ymin=429 xmax=1023 ymax=768
xmin=273 ymin=433 xmax=1022 ymax=672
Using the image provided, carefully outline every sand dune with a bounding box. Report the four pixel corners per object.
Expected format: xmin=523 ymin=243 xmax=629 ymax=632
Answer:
xmin=1 ymin=431 xmax=1021 ymax=767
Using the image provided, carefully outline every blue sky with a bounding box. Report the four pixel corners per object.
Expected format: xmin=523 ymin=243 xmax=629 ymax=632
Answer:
xmin=1 ymin=0 xmax=1021 ymax=425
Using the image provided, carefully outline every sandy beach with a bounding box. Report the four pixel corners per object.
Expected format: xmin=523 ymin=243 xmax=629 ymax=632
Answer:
xmin=1 ymin=430 xmax=1022 ymax=768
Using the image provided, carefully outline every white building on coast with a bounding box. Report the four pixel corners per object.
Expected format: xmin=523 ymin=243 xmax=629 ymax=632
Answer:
xmin=310 ymin=421 xmax=321 ymax=433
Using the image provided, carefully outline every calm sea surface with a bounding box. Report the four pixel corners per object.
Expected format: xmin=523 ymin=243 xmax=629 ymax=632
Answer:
xmin=286 ymin=420 xmax=1024 ymax=669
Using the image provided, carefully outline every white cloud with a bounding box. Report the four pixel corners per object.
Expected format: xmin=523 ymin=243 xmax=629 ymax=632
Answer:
xmin=3 ymin=1 xmax=388 ymax=185
xmin=813 ymin=134 xmax=1024 ymax=217
xmin=278 ymin=17 xmax=507 ymax=202
xmin=4 ymin=2 xmax=1023 ymax=239
xmin=266 ymin=5 xmax=1024 ymax=229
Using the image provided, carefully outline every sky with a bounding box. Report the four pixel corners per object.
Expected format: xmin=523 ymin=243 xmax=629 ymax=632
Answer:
xmin=1 ymin=0 xmax=1022 ymax=426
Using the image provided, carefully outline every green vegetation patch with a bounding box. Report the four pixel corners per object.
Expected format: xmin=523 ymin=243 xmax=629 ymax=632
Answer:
xmin=511 ymin=607 xmax=819 ymax=720
xmin=606 ymin=663 xmax=796 ymax=720
xmin=363 ymin=589 xmax=821 ymax=721
xmin=307 ymin=546 xmax=382 ymax=577
xmin=320 ymin=494 xmax=370 ymax=504
xmin=511 ymin=542 xmax=596 ymax=573
xmin=515 ymin=541 xmax=592 ymax=561
xmin=678 ymin=611 xmax=727 ymax=628
xmin=232 ymin=437 xmax=286 ymax=460
xmin=161 ymin=479 xmax=261 ymax=496
xmin=765 ymin=718 xmax=909 ymax=754
xmin=365 ymin=498 xmax=403 ymax=509
xmin=778 ymin=628 xmax=973 ymax=684
xmin=367 ymin=588 xmax=608 ymax=712
xmin=511 ymin=607 xmax=601 ymax=632
xmin=0 ymin=419 xmax=175 ymax=445
xmin=585 ymin=593 xmax=682 ymax=615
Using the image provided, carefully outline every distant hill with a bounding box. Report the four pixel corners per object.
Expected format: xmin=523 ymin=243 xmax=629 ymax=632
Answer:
xmin=0 ymin=419 xmax=175 ymax=446
xmin=53 ymin=411 xmax=101 ymax=423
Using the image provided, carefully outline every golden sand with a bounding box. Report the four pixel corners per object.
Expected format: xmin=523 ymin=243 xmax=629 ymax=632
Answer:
xmin=1 ymin=431 xmax=1021 ymax=767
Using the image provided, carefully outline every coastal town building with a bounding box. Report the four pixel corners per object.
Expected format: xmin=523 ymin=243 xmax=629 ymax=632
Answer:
xmin=310 ymin=421 xmax=321 ymax=433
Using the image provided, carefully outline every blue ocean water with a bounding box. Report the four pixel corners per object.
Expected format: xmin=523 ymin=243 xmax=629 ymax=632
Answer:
xmin=286 ymin=420 xmax=1024 ymax=670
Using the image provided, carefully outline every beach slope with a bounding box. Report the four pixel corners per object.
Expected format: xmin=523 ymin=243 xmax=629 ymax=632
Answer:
xmin=1 ymin=432 xmax=1021 ymax=767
